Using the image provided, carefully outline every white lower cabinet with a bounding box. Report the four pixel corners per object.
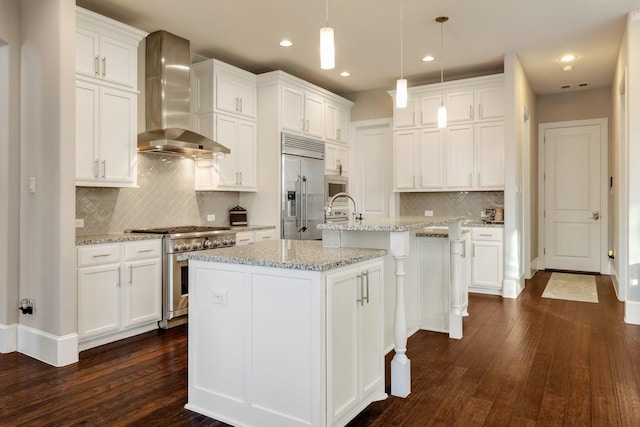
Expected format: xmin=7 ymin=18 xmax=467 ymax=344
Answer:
xmin=187 ymin=258 xmax=386 ymax=427
xmin=470 ymin=227 xmax=504 ymax=295
xmin=77 ymin=239 xmax=161 ymax=351
xmin=327 ymin=261 xmax=384 ymax=426
xmin=235 ymin=229 xmax=276 ymax=246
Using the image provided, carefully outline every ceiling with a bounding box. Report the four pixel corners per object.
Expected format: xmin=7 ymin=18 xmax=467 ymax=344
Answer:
xmin=76 ymin=0 xmax=639 ymax=99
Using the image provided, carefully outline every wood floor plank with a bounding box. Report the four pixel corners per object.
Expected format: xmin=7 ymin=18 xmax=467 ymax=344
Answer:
xmin=2 ymin=273 xmax=640 ymax=426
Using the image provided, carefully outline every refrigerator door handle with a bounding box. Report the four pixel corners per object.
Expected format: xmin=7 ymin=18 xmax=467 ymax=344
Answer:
xmin=302 ymin=176 xmax=308 ymax=232
xmin=295 ymin=176 xmax=302 ymax=230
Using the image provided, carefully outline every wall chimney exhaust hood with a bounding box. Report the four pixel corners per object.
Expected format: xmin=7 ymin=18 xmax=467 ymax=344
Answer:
xmin=137 ymin=30 xmax=230 ymax=158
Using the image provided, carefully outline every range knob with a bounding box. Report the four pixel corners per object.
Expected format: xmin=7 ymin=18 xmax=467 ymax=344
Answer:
xmin=213 ymin=239 xmax=222 ymax=248
xmin=192 ymin=240 xmax=203 ymax=250
xmin=182 ymin=242 xmax=192 ymax=251
xmin=174 ymin=243 xmax=183 ymax=251
xmin=203 ymin=240 xmax=214 ymax=249
xmin=223 ymin=238 xmax=230 ymax=246
xmin=229 ymin=238 xmax=236 ymax=245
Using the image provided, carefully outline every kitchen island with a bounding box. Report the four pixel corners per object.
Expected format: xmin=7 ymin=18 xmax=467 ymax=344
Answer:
xmin=318 ymin=216 xmax=466 ymax=398
xmin=184 ymin=240 xmax=388 ymax=427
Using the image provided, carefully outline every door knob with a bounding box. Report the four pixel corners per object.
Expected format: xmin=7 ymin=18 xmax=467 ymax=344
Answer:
xmin=592 ymin=211 xmax=600 ymax=220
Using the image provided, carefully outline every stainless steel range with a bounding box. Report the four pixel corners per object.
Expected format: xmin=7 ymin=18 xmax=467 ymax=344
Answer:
xmin=129 ymin=226 xmax=236 ymax=328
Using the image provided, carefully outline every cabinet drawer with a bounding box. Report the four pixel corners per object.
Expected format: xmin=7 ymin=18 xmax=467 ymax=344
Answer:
xmin=471 ymin=227 xmax=503 ymax=241
xmin=254 ymin=229 xmax=276 ymax=242
xmin=77 ymin=244 xmax=122 ymax=267
xmin=124 ymin=240 xmax=162 ymax=261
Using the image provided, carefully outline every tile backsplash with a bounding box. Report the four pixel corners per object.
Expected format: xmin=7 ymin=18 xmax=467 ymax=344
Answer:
xmin=399 ymin=191 xmax=504 ymax=221
xmin=76 ymin=153 xmax=240 ymax=235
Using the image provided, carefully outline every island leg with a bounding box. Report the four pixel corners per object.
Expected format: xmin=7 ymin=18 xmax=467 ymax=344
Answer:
xmin=448 ymin=221 xmax=463 ymax=339
xmin=390 ymin=232 xmax=411 ymax=398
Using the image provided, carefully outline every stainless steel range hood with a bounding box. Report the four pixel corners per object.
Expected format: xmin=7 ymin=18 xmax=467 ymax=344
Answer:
xmin=137 ymin=30 xmax=230 ymax=158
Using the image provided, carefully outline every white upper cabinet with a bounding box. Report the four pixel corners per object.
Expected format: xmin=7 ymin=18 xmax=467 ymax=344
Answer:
xmin=325 ymin=141 xmax=350 ymax=176
xmin=191 ymin=59 xmax=258 ymax=192
xmin=76 ymin=7 xmax=146 ymax=90
xmin=325 ymin=101 xmax=350 ymax=143
xmin=75 ymin=8 xmax=145 ymax=188
xmin=390 ymin=74 xmax=505 ymax=192
xmin=281 ymin=85 xmax=325 ymax=139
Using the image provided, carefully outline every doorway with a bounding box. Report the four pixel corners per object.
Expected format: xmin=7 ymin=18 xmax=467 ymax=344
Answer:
xmin=538 ymin=119 xmax=608 ymax=273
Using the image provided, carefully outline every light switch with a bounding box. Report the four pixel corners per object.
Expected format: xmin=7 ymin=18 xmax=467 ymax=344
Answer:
xmin=211 ymin=289 xmax=228 ymax=305
xmin=28 ymin=177 xmax=36 ymax=194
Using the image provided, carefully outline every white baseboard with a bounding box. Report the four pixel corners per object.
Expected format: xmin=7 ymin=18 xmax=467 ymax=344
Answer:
xmin=502 ymin=274 xmax=525 ymax=299
xmin=625 ymin=301 xmax=640 ymax=325
xmin=17 ymin=325 xmax=78 ymax=367
xmin=0 ymin=323 xmax=17 ymax=353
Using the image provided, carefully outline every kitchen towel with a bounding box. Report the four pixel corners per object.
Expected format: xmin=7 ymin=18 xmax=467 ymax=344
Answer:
xmin=542 ymin=272 xmax=598 ymax=303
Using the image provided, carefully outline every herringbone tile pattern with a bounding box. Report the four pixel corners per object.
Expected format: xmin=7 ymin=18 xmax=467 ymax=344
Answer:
xmin=400 ymin=191 xmax=504 ymax=221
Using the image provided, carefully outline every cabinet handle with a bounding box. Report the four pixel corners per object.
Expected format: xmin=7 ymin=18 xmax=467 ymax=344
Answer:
xmin=93 ymin=159 xmax=99 ymax=177
xmin=102 ymin=57 xmax=106 ymax=77
xmin=102 ymin=160 xmax=106 ymax=179
xmin=94 ymin=56 xmax=100 ymax=77
xmin=479 ymin=233 xmax=492 ymax=237
xmin=129 ymin=264 xmax=133 ymax=285
xmin=92 ymin=253 xmax=111 ymax=258
xmin=479 ymin=104 xmax=483 ymax=118
xmin=363 ymin=271 xmax=370 ymax=304
xmin=469 ymin=105 xmax=473 ymax=119
xmin=305 ymin=120 xmax=310 ymax=132
xmin=137 ymin=249 xmax=154 ymax=253
xmin=412 ymin=112 xmax=416 ymax=125
xmin=116 ymin=266 xmax=121 ymax=286
xmin=356 ymin=274 xmax=365 ymax=306
xmin=461 ymin=243 xmax=466 ymax=258
xmin=239 ymin=98 xmax=243 ymax=112
xmin=238 ymin=171 xmax=242 ymax=185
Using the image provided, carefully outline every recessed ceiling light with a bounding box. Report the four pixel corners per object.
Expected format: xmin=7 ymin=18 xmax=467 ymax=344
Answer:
xmin=560 ymin=54 xmax=577 ymax=62
xmin=422 ymin=55 xmax=435 ymax=62
xmin=279 ymin=39 xmax=293 ymax=47
xmin=339 ymin=71 xmax=351 ymax=77
xmin=562 ymin=65 xmax=574 ymax=71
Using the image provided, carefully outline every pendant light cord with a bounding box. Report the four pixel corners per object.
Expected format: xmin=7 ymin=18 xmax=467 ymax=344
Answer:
xmin=400 ymin=0 xmax=404 ymax=78
xmin=440 ymin=19 xmax=444 ymax=91
xmin=325 ymin=0 xmax=329 ymax=27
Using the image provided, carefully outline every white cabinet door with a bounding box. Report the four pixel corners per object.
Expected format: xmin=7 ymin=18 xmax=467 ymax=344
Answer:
xmin=78 ymin=263 xmax=121 ymax=339
xmin=471 ymin=240 xmax=503 ymax=290
xmin=419 ymin=94 xmax=442 ymax=126
xmin=304 ymin=93 xmax=325 ymax=139
xmin=214 ymin=114 xmax=257 ymax=190
xmin=99 ymin=87 xmax=137 ymax=184
xmin=393 ymin=130 xmax=419 ymax=190
xmin=235 ymin=231 xmax=254 ymax=246
xmin=254 ymin=229 xmax=277 ymax=242
xmin=75 ymin=81 xmax=136 ymax=187
xmin=445 ymin=125 xmax=474 ymax=189
xmin=419 ymin=128 xmax=444 ymax=189
xmin=282 ymin=86 xmax=305 ymax=133
xmin=325 ymin=142 xmax=349 ymax=175
xmin=124 ymin=257 xmax=162 ymax=327
xmin=326 ymin=102 xmax=350 ymax=142
xmin=337 ymin=105 xmax=349 ymax=143
xmin=76 ymin=81 xmax=100 ymax=183
xmin=476 ymin=86 xmax=504 ymax=120
xmin=326 ymin=260 xmax=384 ymax=426
xmin=215 ymin=71 xmax=257 ymax=119
xmin=446 ymin=90 xmax=474 ymax=123
xmin=98 ymin=34 xmax=138 ymax=89
xmin=393 ymin=98 xmax=419 ymax=128
xmin=76 ymin=27 xmax=100 ymax=81
xmin=475 ymin=121 xmax=504 ymax=189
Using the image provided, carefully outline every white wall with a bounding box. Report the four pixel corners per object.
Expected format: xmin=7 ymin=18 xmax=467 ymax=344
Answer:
xmin=0 ymin=0 xmax=21 ymax=352
xmin=16 ymin=0 xmax=78 ymax=365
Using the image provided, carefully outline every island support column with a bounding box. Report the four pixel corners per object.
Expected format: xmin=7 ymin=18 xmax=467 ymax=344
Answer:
xmin=448 ymin=221 xmax=463 ymax=339
xmin=389 ymin=231 xmax=411 ymax=398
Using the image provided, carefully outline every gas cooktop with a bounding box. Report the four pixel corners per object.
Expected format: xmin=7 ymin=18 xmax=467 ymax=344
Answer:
xmin=129 ymin=225 xmax=232 ymax=234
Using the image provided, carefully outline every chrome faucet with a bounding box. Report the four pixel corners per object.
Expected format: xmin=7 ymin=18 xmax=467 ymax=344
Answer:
xmin=326 ymin=192 xmax=363 ymax=221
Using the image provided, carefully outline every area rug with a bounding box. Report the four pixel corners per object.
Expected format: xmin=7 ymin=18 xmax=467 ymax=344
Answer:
xmin=541 ymin=272 xmax=599 ymax=303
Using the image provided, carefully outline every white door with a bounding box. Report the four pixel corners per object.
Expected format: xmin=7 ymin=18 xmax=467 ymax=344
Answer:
xmin=544 ymin=124 xmax=602 ymax=272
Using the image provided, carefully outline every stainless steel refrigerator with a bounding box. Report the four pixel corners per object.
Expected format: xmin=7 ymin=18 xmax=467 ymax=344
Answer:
xmin=281 ymin=133 xmax=325 ymax=240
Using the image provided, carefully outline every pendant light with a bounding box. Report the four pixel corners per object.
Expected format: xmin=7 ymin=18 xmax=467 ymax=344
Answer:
xmin=436 ymin=16 xmax=448 ymax=128
xmin=320 ymin=0 xmax=335 ymax=70
xmin=396 ymin=0 xmax=407 ymax=109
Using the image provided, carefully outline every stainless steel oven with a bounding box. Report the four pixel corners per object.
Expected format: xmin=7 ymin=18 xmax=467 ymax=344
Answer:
xmin=129 ymin=226 xmax=236 ymax=328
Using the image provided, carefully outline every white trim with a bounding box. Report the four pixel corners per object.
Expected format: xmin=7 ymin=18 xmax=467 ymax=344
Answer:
xmin=17 ymin=325 xmax=78 ymax=367
xmin=625 ymin=301 xmax=640 ymax=325
xmin=0 ymin=323 xmax=17 ymax=353
xmin=502 ymin=275 xmax=525 ymax=299
xmin=538 ymin=118 xmax=609 ymax=273
xmin=78 ymin=322 xmax=159 ymax=352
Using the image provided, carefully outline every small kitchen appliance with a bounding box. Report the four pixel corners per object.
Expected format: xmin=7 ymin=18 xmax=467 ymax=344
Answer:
xmin=129 ymin=225 xmax=236 ymax=328
xmin=229 ymin=206 xmax=248 ymax=226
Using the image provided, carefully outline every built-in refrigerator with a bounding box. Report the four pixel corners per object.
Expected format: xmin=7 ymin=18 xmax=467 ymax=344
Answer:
xmin=281 ymin=133 xmax=325 ymax=240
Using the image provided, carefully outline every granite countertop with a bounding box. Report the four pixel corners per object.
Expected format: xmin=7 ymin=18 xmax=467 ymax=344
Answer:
xmin=184 ymin=239 xmax=388 ymax=271
xmin=75 ymin=233 xmax=162 ymax=245
xmin=76 ymin=225 xmax=276 ymax=245
xmin=317 ymin=215 xmax=466 ymax=232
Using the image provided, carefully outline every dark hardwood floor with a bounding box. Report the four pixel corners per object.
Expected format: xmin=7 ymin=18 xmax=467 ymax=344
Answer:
xmin=2 ymin=271 xmax=640 ymax=426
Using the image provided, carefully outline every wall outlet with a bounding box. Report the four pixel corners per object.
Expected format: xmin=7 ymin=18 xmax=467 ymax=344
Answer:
xmin=75 ymin=219 xmax=84 ymax=228
xmin=19 ymin=298 xmax=34 ymax=315
xmin=211 ymin=289 xmax=228 ymax=305
xmin=424 ymin=210 xmax=433 ymax=217
xmin=207 ymin=214 xmax=216 ymax=222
